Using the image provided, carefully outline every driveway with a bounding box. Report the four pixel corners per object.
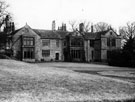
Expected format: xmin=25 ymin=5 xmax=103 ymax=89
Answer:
xmin=37 ymin=62 xmax=135 ymax=84
xmin=37 ymin=62 xmax=135 ymax=71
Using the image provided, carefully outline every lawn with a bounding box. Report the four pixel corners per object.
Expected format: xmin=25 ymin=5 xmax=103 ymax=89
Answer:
xmin=0 ymin=60 xmax=135 ymax=102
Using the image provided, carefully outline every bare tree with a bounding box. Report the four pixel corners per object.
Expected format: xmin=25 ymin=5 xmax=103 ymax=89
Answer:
xmin=94 ymin=22 xmax=110 ymax=32
xmin=69 ymin=20 xmax=92 ymax=32
xmin=0 ymin=0 xmax=13 ymax=51
xmin=119 ymin=22 xmax=135 ymax=40
xmin=69 ymin=20 xmax=78 ymax=31
xmin=0 ymin=0 xmax=11 ymax=29
xmin=82 ymin=21 xmax=92 ymax=32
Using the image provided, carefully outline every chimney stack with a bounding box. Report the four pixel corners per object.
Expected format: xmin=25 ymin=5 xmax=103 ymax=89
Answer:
xmin=79 ymin=23 xmax=84 ymax=32
xmin=62 ymin=23 xmax=66 ymax=31
xmin=11 ymin=22 xmax=15 ymax=32
xmin=58 ymin=23 xmax=67 ymax=31
xmin=91 ymin=25 xmax=93 ymax=33
xmin=52 ymin=20 xmax=56 ymax=31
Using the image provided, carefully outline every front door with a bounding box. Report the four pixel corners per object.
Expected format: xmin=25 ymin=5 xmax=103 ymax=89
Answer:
xmin=55 ymin=53 xmax=59 ymax=60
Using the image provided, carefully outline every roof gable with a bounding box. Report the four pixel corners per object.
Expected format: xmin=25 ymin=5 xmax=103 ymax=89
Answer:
xmin=12 ymin=24 xmax=40 ymax=37
xmin=102 ymin=29 xmax=119 ymax=38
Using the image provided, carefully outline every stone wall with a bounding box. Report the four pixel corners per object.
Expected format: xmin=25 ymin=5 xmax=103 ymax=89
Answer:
xmin=41 ymin=39 xmax=63 ymax=61
xmin=12 ymin=25 xmax=41 ymax=62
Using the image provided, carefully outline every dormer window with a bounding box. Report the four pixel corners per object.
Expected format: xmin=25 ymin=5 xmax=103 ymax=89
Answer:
xmin=42 ymin=39 xmax=50 ymax=47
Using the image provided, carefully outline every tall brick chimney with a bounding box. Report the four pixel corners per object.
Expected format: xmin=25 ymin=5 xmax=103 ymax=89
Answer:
xmin=91 ymin=25 xmax=93 ymax=33
xmin=62 ymin=23 xmax=66 ymax=31
xmin=79 ymin=23 xmax=84 ymax=32
xmin=52 ymin=20 xmax=56 ymax=31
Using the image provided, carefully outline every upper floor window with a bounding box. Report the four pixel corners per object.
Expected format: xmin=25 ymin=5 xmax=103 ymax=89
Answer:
xmin=42 ymin=39 xmax=50 ymax=47
xmin=56 ymin=40 xmax=59 ymax=47
xmin=90 ymin=40 xmax=94 ymax=47
xmin=71 ymin=38 xmax=83 ymax=47
xmin=63 ymin=40 xmax=66 ymax=46
xmin=110 ymin=32 xmax=112 ymax=35
xmin=107 ymin=38 xmax=116 ymax=47
xmin=23 ymin=37 xmax=34 ymax=46
xmin=112 ymin=39 xmax=116 ymax=46
xmin=107 ymin=38 xmax=110 ymax=46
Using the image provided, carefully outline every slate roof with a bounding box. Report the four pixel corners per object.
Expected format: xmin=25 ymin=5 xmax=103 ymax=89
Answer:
xmin=95 ymin=30 xmax=109 ymax=35
xmin=33 ymin=29 xmax=69 ymax=39
xmin=12 ymin=26 xmax=120 ymax=40
xmin=33 ymin=29 xmax=61 ymax=39
xmin=55 ymin=30 xmax=69 ymax=38
xmin=84 ymin=29 xmax=120 ymax=40
xmin=84 ymin=32 xmax=98 ymax=39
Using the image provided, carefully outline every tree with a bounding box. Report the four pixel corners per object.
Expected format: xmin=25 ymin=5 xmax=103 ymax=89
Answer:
xmin=69 ymin=20 xmax=92 ymax=32
xmin=121 ymin=22 xmax=135 ymax=54
xmin=119 ymin=22 xmax=135 ymax=67
xmin=119 ymin=22 xmax=135 ymax=40
xmin=94 ymin=22 xmax=110 ymax=32
xmin=69 ymin=20 xmax=78 ymax=31
xmin=0 ymin=0 xmax=11 ymax=29
xmin=79 ymin=20 xmax=92 ymax=32
xmin=0 ymin=0 xmax=13 ymax=54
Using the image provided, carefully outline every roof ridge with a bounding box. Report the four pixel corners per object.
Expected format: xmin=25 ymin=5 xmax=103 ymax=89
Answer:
xmin=33 ymin=29 xmax=52 ymax=31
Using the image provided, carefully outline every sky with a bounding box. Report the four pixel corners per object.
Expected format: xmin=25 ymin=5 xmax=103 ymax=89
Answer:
xmin=6 ymin=0 xmax=135 ymax=31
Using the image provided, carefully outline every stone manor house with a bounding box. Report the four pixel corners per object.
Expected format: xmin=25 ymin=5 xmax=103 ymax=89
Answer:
xmin=11 ymin=22 xmax=121 ymax=62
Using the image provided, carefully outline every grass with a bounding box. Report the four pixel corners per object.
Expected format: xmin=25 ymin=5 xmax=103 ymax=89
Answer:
xmin=0 ymin=59 xmax=135 ymax=102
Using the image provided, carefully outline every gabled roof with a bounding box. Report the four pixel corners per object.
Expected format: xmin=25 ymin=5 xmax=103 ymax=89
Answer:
xmin=95 ymin=29 xmax=120 ymax=36
xmin=12 ymin=27 xmax=68 ymax=39
xmin=12 ymin=24 xmax=120 ymax=40
xmin=95 ymin=30 xmax=109 ymax=35
xmin=84 ymin=29 xmax=120 ymax=40
xmin=10 ymin=28 xmax=23 ymax=36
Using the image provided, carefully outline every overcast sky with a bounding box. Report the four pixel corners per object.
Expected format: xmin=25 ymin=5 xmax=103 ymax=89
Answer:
xmin=6 ymin=0 xmax=135 ymax=31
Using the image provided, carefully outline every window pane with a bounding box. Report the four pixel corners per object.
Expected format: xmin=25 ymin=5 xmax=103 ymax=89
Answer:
xmin=23 ymin=48 xmax=34 ymax=59
xmin=90 ymin=40 xmax=94 ymax=47
xmin=112 ymin=39 xmax=116 ymax=46
xmin=56 ymin=40 xmax=59 ymax=47
xmin=42 ymin=40 xmax=50 ymax=46
xmin=107 ymin=38 xmax=110 ymax=46
xmin=42 ymin=50 xmax=50 ymax=57
xmin=71 ymin=38 xmax=83 ymax=47
xmin=23 ymin=37 xmax=34 ymax=46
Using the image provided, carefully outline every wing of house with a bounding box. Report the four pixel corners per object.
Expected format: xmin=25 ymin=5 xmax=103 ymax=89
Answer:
xmin=84 ymin=29 xmax=121 ymax=62
xmin=11 ymin=24 xmax=68 ymax=62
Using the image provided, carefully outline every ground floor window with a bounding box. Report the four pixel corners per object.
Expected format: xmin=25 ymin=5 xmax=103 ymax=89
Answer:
xmin=23 ymin=48 xmax=34 ymax=59
xmin=71 ymin=50 xmax=82 ymax=59
xmin=42 ymin=50 xmax=50 ymax=57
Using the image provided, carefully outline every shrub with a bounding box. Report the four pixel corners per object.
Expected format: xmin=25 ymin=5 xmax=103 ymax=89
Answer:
xmin=108 ymin=49 xmax=124 ymax=67
xmin=108 ymin=49 xmax=135 ymax=67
